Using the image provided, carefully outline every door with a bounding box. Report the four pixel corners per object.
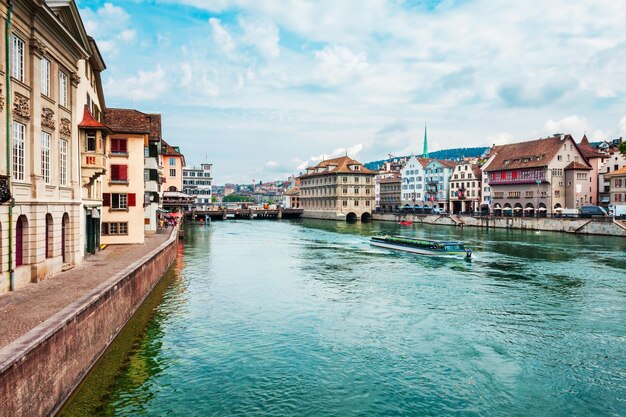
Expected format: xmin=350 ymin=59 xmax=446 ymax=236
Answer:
xmin=86 ymin=212 xmax=94 ymax=254
xmin=16 ymin=217 xmax=23 ymax=266
xmin=61 ymin=217 xmax=67 ymax=263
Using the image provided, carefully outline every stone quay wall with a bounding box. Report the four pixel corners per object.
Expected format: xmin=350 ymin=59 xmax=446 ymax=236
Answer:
xmin=372 ymin=213 xmax=626 ymax=237
xmin=0 ymin=229 xmax=178 ymax=417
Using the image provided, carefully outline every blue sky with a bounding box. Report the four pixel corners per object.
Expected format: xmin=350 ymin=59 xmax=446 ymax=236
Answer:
xmin=76 ymin=0 xmax=626 ymax=184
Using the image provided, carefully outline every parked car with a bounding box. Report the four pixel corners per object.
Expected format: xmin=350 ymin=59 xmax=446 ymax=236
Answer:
xmin=431 ymin=207 xmax=441 ymax=214
xmin=579 ymin=205 xmax=608 ymax=218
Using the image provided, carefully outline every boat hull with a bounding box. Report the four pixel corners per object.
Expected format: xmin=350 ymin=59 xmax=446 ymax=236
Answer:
xmin=370 ymin=240 xmax=469 ymax=257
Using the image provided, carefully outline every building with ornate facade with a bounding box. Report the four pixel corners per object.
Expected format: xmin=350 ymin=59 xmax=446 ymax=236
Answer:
xmin=0 ymin=0 xmax=96 ymax=292
xmin=299 ymin=156 xmax=376 ymax=221
xmin=449 ymin=161 xmax=482 ymax=214
xmin=484 ymin=134 xmax=593 ymax=216
xmin=400 ymin=156 xmax=430 ymax=208
xmin=424 ymin=159 xmax=456 ymax=211
xmin=378 ymin=175 xmax=401 ymax=211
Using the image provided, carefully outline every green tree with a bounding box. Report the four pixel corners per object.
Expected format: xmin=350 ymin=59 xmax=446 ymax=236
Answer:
xmin=619 ymin=141 xmax=626 ymax=155
xmin=223 ymin=194 xmax=255 ymax=203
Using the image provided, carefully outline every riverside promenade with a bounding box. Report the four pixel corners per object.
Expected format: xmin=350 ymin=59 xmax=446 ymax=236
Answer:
xmin=0 ymin=229 xmax=171 ymax=349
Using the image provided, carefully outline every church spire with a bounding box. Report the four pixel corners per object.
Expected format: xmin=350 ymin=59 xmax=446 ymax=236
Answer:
xmin=422 ymin=122 xmax=429 ymax=158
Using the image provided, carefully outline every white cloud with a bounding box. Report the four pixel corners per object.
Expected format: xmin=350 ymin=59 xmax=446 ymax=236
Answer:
xmin=265 ymin=160 xmax=278 ymax=167
xmin=80 ymin=3 xmax=135 ymax=56
xmin=209 ymin=17 xmax=236 ymax=53
xmin=314 ymin=45 xmax=367 ymax=85
xmin=239 ymin=17 xmax=280 ymax=58
xmin=105 ymin=66 xmax=168 ymax=101
xmin=544 ymin=116 xmax=590 ymax=138
xmin=487 ymin=132 xmax=515 ymax=145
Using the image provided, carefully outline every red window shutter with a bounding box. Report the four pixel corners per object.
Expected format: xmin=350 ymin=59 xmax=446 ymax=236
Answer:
xmin=119 ymin=165 xmax=128 ymax=180
xmin=128 ymin=193 xmax=136 ymax=207
xmin=111 ymin=139 xmax=119 ymax=152
xmin=103 ymin=193 xmax=111 ymax=206
xmin=501 ymin=172 xmax=506 ymax=179
xmin=111 ymin=165 xmax=119 ymax=180
xmin=120 ymin=139 xmax=127 ymax=152
xmin=512 ymin=171 xmax=518 ymax=179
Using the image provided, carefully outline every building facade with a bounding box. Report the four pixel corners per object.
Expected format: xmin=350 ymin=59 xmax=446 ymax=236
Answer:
xmin=299 ymin=156 xmax=376 ymax=221
xmin=0 ymin=0 xmax=94 ymax=292
xmin=102 ymin=109 xmax=148 ymax=245
xmin=378 ymin=175 xmax=401 ymax=211
xmin=449 ymin=161 xmax=482 ymax=213
xmin=605 ymin=167 xmax=626 ymax=209
xmin=598 ymin=144 xmax=626 ymax=208
xmin=400 ymin=156 xmax=430 ymax=207
xmin=183 ymin=164 xmax=213 ymax=210
xmin=143 ymin=114 xmax=162 ymax=234
xmin=424 ymin=159 xmax=455 ymax=210
xmin=485 ymin=134 xmax=592 ymax=216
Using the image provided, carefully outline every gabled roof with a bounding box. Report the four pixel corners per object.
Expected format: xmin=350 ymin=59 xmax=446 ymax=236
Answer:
xmin=78 ymin=105 xmax=107 ymax=129
xmin=161 ymin=139 xmax=186 ymax=166
xmin=426 ymin=159 xmax=456 ymax=169
xmin=578 ymin=135 xmax=605 ymax=159
xmin=147 ymin=114 xmax=162 ymax=141
xmin=406 ymin=156 xmax=431 ymax=169
xmin=485 ymin=134 xmax=590 ymax=171
xmin=44 ymin=0 xmax=91 ymax=56
xmin=300 ymin=156 xmax=375 ymax=177
xmin=564 ymin=161 xmax=591 ymax=170
xmin=104 ymin=108 xmax=151 ymax=135
xmin=604 ymin=166 xmax=626 ymax=177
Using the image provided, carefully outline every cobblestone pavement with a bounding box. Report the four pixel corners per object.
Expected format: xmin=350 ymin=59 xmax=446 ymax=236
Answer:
xmin=0 ymin=229 xmax=174 ymax=349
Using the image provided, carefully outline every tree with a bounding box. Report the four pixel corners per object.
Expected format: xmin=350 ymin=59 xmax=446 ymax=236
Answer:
xmin=619 ymin=141 xmax=626 ymax=155
xmin=223 ymin=194 xmax=255 ymax=203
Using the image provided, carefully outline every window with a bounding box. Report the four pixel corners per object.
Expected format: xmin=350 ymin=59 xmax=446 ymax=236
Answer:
xmin=41 ymin=132 xmax=51 ymax=184
xmin=366 ymin=200 xmax=370 ymax=206
xmin=343 ymin=188 xmax=348 ymax=194
xmin=110 ymin=138 xmax=127 ymax=154
xmin=41 ymin=58 xmax=51 ymax=96
xmin=170 ymin=169 xmax=176 ymax=177
xmin=169 ymin=157 xmax=176 ymax=166
xmin=59 ymin=72 xmax=68 ymax=107
xmin=354 ymin=188 xmax=359 ymax=194
xmin=12 ymin=35 xmax=24 ymax=81
xmin=354 ymin=200 xmax=359 ymax=206
xmin=12 ymin=122 xmax=25 ymax=181
xmin=102 ymin=222 xmax=129 ymax=236
xmin=557 ymin=155 xmax=562 ymax=161
xmin=343 ymin=200 xmax=348 ymax=207
xmin=343 ymin=177 xmax=348 ymax=183
xmin=112 ymin=193 xmax=128 ymax=209
xmin=86 ymin=131 xmax=96 ymax=152
xmin=110 ymin=165 xmax=128 ymax=182
xmin=60 ymin=139 xmax=68 ymax=186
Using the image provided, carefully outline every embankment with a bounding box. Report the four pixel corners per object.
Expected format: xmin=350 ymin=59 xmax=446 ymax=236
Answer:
xmin=372 ymin=213 xmax=626 ymax=237
xmin=0 ymin=229 xmax=179 ymax=417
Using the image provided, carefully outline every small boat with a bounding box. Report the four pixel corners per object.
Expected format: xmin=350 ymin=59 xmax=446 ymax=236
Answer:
xmin=370 ymin=235 xmax=472 ymax=259
xmin=399 ymin=221 xmax=413 ymax=226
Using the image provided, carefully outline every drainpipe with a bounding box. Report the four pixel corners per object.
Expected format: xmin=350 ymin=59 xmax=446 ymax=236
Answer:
xmin=6 ymin=1 xmax=14 ymax=290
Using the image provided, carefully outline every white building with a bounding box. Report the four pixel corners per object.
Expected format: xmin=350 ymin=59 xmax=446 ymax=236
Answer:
xmin=424 ymin=159 xmax=456 ymax=210
xmin=183 ymin=164 xmax=213 ymax=210
xmin=400 ymin=156 xmax=430 ymax=207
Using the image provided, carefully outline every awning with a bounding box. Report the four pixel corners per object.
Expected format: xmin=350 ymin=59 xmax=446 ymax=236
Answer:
xmin=538 ymin=207 xmax=547 ymax=211
xmin=514 ymin=207 xmax=522 ymax=211
xmin=554 ymin=208 xmax=563 ymax=212
xmin=601 ymin=196 xmax=610 ymax=203
xmin=503 ymin=207 xmax=512 ymax=211
xmin=523 ymin=207 xmax=533 ymax=211
xmin=166 ymin=212 xmax=183 ymax=218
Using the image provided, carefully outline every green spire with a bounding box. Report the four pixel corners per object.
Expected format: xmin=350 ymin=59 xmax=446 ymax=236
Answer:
xmin=422 ymin=122 xmax=429 ymax=158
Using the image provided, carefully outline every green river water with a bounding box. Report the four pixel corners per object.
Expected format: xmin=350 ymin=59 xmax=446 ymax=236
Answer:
xmin=60 ymin=220 xmax=626 ymax=416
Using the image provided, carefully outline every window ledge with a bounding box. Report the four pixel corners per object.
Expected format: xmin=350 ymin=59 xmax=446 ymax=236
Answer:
xmin=109 ymin=152 xmax=129 ymax=158
xmin=109 ymin=180 xmax=129 ymax=185
xmin=109 ymin=208 xmax=129 ymax=212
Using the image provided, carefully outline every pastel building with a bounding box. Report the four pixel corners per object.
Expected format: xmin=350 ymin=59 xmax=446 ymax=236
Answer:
xmin=449 ymin=161 xmax=482 ymax=213
xmin=400 ymin=156 xmax=430 ymax=207
xmin=101 ymin=109 xmax=148 ymax=245
xmin=424 ymin=159 xmax=456 ymax=210
xmin=183 ymin=164 xmax=213 ymax=210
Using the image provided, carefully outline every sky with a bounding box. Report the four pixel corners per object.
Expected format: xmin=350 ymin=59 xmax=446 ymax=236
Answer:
xmin=76 ymin=0 xmax=626 ymax=184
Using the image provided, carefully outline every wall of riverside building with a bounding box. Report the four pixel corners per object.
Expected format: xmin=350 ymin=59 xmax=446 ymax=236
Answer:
xmin=0 ymin=229 xmax=178 ymax=417
xmin=372 ymin=213 xmax=626 ymax=237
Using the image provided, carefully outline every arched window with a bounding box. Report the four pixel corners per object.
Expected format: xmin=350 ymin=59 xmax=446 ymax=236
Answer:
xmin=46 ymin=214 xmax=53 ymax=258
xmin=16 ymin=215 xmax=27 ymax=267
xmin=168 ymin=186 xmax=178 ymax=192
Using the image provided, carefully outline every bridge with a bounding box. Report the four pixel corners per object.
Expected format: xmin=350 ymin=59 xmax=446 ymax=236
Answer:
xmin=186 ymin=208 xmax=304 ymax=221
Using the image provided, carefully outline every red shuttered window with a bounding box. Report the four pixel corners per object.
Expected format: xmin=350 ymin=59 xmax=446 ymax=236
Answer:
xmin=128 ymin=193 xmax=136 ymax=207
xmin=111 ymin=165 xmax=128 ymax=181
xmin=111 ymin=138 xmax=128 ymax=153
xmin=103 ymin=193 xmax=110 ymax=206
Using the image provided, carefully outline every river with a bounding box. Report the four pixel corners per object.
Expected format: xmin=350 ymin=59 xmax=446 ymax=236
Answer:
xmin=60 ymin=219 xmax=626 ymax=416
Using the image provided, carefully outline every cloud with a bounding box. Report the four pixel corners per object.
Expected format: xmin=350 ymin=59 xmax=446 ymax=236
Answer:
xmin=314 ymin=45 xmax=367 ymax=85
xmin=619 ymin=116 xmax=626 ymax=137
xmin=265 ymin=160 xmax=278 ymax=167
xmin=498 ymin=77 xmax=579 ymax=108
xmin=105 ymin=66 xmax=168 ymax=101
xmin=239 ymin=17 xmax=280 ymax=58
xmin=209 ymin=17 xmax=236 ymax=52
xmin=80 ymin=3 xmax=135 ymax=56
xmin=544 ymin=116 xmax=590 ymax=137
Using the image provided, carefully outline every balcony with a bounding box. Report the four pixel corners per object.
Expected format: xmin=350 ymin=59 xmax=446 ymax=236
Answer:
xmin=81 ymin=152 xmax=106 ymax=186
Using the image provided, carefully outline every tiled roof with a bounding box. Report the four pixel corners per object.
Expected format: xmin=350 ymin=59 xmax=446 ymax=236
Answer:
xmin=285 ymin=186 xmax=300 ymax=195
xmin=604 ymin=166 xmax=626 ymax=177
xmin=564 ymin=161 xmax=591 ymax=170
xmin=485 ymin=135 xmax=590 ymax=171
xmin=300 ymin=156 xmax=376 ymax=177
xmin=78 ymin=105 xmax=107 ymax=129
xmin=147 ymin=113 xmax=162 ymax=141
xmin=436 ymin=159 xmax=457 ymax=169
xmin=104 ymin=108 xmax=151 ymax=134
xmin=161 ymin=139 xmax=182 ymax=156
xmin=578 ymin=135 xmax=605 ymax=159
xmin=378 ymin=176 xmax=401 ymax=183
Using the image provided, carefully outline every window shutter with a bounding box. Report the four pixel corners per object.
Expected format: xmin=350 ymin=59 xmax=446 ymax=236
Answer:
xmin=103 ymin=193 xmax=111 ymax=206
xmin=119 ymin=165 xmax=128 ymax=180
xmin=128 ymin=193 xmax=136 ymax=207
xmin=149 ymin=169 xmax=159 ymax=181
xmin=111 ymin=139 xmax=119 ymax=152
xmin=120 ymin=139 xmax=127 ymax=152
xmin=111 ymin=165 xmax=119 ymax=180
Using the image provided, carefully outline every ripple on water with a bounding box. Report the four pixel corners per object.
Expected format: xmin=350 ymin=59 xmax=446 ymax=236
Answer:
xmin=62 ymin=220 xmax=626 ymax=417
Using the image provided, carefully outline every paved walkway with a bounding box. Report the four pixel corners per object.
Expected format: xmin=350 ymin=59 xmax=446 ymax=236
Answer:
xmin=0 ymin=229 xmax=174 ymax=349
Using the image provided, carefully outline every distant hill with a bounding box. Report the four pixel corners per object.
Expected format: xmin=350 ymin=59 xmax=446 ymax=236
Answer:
xmin=365 ymin=147 xmax=489 ymax=170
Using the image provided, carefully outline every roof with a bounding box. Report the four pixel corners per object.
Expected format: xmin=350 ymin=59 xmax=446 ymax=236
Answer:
xmin=104 ymin=108 xmax=151 ymax=135
xmin=378 ymin=176 xmax=401 ymax=184
xmin=285 ymin=187 xmax=300 ymax=195
xmin=147 ymin=114 xmax=162 ymax=141
xmin=78 ymin=105 xmax=107 ymax=129
xmin=436 ymin=159 xmax=457 ymax=169
xmin=578 ymin=135 xmax=605 ymax=159
xmin=161 ymin=139 xmax=185 ymax=166
xmin=300 ymin=156 xmax=376 ymax=178
xmin=604 ymin=166 xmax=626 ymax=177
xmin=564 ymin=161 xmax=592 ymax=170
xmin=485 ymin=134 xmax=590 ymax=171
